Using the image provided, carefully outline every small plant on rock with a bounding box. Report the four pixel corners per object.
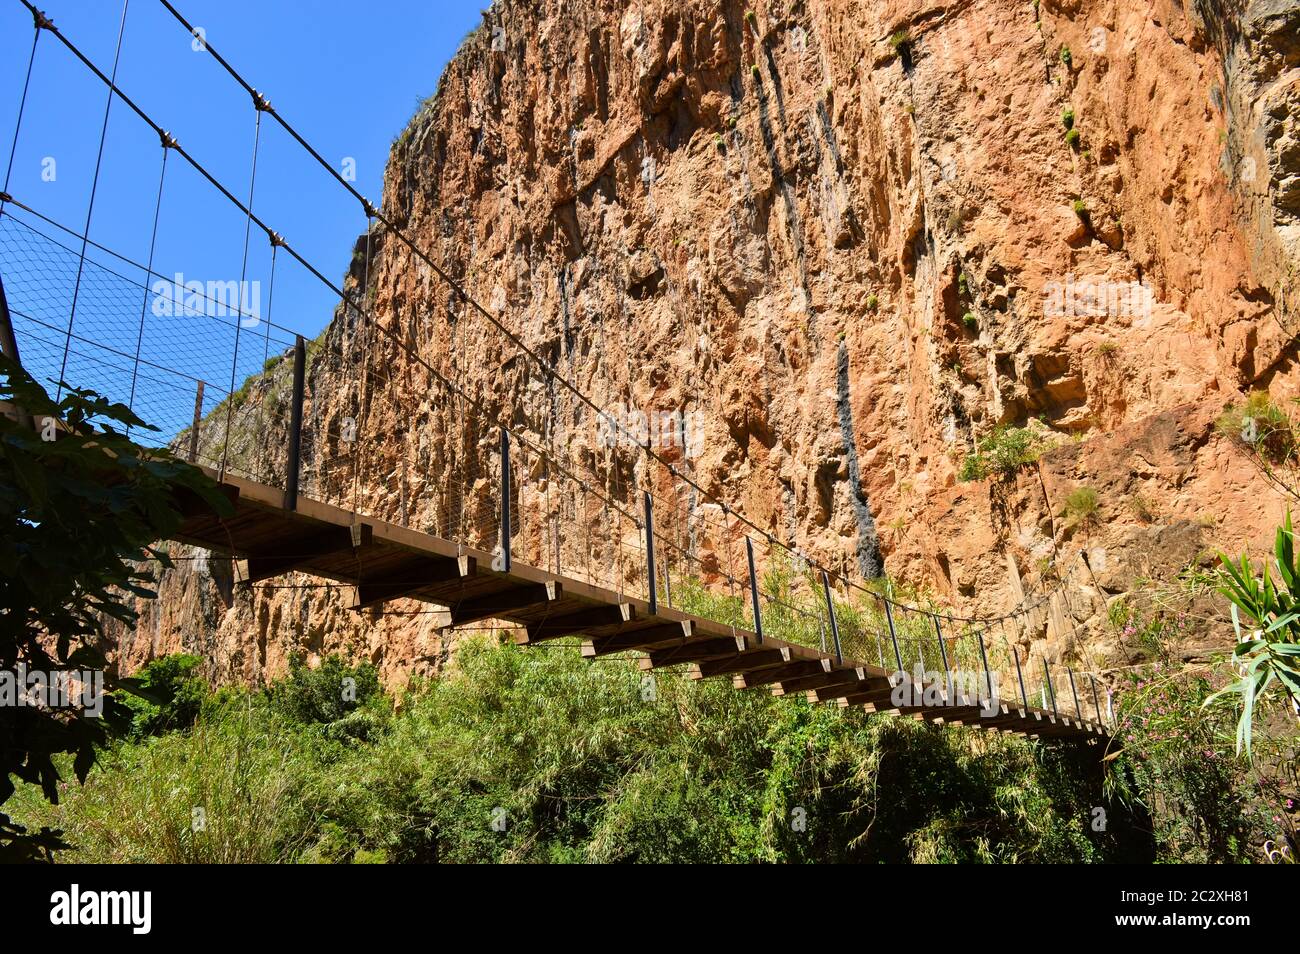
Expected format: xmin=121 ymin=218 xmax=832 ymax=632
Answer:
xmin=1063 ymin=486 xmax=1100 ymax=526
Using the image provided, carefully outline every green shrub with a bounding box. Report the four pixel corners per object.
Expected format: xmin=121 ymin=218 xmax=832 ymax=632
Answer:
xmin=1061 ymin=107 xmax=1075 ymax=130
xmin=1065 ymin=128 xmax=1081 ymax=150
xmin=958 ymin=424 xmax=1053 ymax=480
xmin=962 ymin=311 xmax=978 ymax=331
xmin=866 ymin=293 xmax=880 ymax=311
xmin=1063 ymin=486 xmax=1100 ymax=525
xmin=120 ymin=653 xmax=208 ymax=738
xmin=270 ymin=654 xmax=382 ymax=727
xmin=889 ymin=29 xmax=911 ymax=52
xmin=1128 ymin=493 xmax=1157 ymax=523
xmin=1216 ymin=391 xmax=1295 ymax=464
xmin=1072 ymin=198 xmax=1087 ymax=216
xmin=1109 ymin=668 xmax=1285 ymax=863
xmin=1059 ymin=45 xmax=1072 ymax=67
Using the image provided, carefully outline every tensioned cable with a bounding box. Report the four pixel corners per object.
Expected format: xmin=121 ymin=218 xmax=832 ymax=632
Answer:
xmin=56 ymin=0 xmax=129 ymax=401
xmin=0 ymin=5 xmax=43 ymax=216
xmin=126 ymin=138 xmax=170 ymax=435
xmin=20 ymin=0 xmax=1083 ymax=633
xmin=219 ymin=103 xmax=264 ymax=480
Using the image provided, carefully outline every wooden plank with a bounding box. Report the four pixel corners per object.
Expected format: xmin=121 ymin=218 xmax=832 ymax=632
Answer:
xmin=450 ymin=580 xmax=562 ymax=625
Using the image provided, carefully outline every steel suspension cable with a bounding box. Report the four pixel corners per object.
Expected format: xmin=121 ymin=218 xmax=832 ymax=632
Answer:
xmin=56 ymin=0 xmax=130 ymax=401
xmin=1 ymin=6 xmax=44 ymax=217
xmin=126 ymin=137 xmax=171 ymax=434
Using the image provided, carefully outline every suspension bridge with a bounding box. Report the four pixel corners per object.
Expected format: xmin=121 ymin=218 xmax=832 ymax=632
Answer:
xmin=0 ymin=0 xmax=1111 ymax=740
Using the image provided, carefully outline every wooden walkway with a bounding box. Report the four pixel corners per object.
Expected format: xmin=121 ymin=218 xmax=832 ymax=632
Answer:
xmin=175 ymin=469 xmax=1108 ymax=741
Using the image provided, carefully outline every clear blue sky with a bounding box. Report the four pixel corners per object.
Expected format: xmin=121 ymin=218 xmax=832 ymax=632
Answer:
xmin=0 ymin=0 xmax=484 ymax=341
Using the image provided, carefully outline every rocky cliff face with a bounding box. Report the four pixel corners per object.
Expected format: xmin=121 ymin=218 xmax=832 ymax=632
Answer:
xmin=116 ymin=0 xmax=1300 ymax=688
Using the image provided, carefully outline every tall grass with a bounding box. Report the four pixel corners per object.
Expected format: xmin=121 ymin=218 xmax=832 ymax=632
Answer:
xmin=9 ymin=637 xmax=1155 ymax=864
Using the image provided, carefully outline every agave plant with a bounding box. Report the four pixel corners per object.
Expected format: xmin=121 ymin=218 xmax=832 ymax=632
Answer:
xmin=1209 ymin=513 xmax=1300 ymax=756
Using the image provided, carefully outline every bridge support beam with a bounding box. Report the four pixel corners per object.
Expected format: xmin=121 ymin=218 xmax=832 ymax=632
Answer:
xmin=349 ymin=554 xmax=475 ymax=611
xmin=690 ymin=647 xmax=791 ymax=679
xmin=582 ymin=619 xmax=691 ymax=657
xmin=235 ymin=522 xmax=373 ymax=584
xmin=521 ymin=602 xmax=635 ymax=644
xmin=642 ymin=635 xmax=748 ymax=669
xmin=450 ymin=580 xmax=560 ymax=626
xmin=734 ymin=658 xmax=831 ymax=689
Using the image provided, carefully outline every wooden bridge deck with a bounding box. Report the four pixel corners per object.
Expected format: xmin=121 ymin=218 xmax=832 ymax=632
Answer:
xmin=175 ymin=469 xmax=1108 ymax=741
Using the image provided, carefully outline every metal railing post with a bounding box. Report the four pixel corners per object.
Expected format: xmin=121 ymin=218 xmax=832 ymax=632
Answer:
xmin=499 ymin=426 xmax=511 ymax=572
xmin=1043 ymin=658 xmax=1058 ymax=717
xmin=1013 ymin=647 xmax=1029 ymax=710
xmin=821 ymin=570 xmax=843 ymax=665
xmin=284 ymin=334 xmax=305 ymax=510
xmin=745 ymin=536 xmax=762 ymax=642
xmin=1068 ymin=668 xmax=1083 ymax=721
xmin=976 ymin=628 xmax=994 ymax=702
xmin=643 ymin=490 xmax=657 ymax=615
xmin=933 ymin=615 xmax=952 ymax=698
xmin=884 ymin=599 xmax=904 ymax=672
